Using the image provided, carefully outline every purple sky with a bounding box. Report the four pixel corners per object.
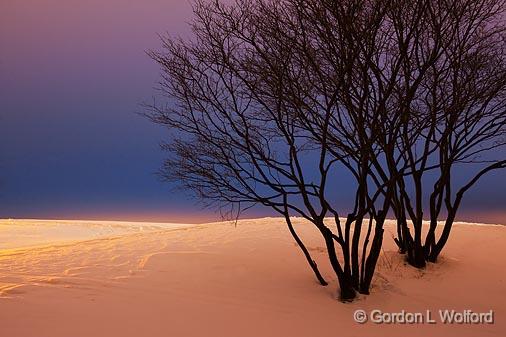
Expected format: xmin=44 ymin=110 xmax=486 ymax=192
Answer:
xmin=0 ymin=0 xmax=505 ymax=223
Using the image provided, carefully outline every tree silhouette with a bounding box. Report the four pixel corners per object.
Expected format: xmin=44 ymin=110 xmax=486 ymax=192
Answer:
xmin=367 ymin=0 xmax=506 ymax=267
xmin=146 ymin=0 xmax=506 ymax=301
xmin=146 ymin=0 xmax=400 ymax=301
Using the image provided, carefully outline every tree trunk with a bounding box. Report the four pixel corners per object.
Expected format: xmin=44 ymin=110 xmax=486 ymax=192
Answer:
xmin=284 ymin=215 xmax=328 ymax=286
xmin=428 ymin=209 xmax=457 ymax=262
xmin=399 ymin=218 xmax=426 ymax=268
xmin=408 ymin=243 xmax=426 ymax=268
xmin=360 ymin=213 xmax=385 ymax=294
xmin=338 ymin=275 xmax=357 ymax=302
xmin=394 ymin=217 xmax=408 ymax=253
xmin=321 ymin=227 xmax=356 ymax=302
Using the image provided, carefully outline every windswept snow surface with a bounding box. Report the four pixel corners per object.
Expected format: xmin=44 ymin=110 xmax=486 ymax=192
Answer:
xmin=0 ymin=219 xmax=194 ymax=250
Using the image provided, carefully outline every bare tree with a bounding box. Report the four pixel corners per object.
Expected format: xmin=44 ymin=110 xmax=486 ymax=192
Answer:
xmin=146 ymin=0 xmax=506 ymax=301
xmin=372 ymin=0 xmax=506 ymax=267
xmin=301 ymin=0 xmax=506 ymax=268
xmin=146 ymin=0 xmax=396 ymax=301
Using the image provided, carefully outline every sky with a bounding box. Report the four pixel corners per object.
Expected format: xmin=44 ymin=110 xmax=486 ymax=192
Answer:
xmin=0 ymin=0 xmax=505 ymax=224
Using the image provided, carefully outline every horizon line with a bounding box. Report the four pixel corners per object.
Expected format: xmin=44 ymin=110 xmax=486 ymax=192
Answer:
xmin=1 ymin=216 xmax=504 ymax=227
